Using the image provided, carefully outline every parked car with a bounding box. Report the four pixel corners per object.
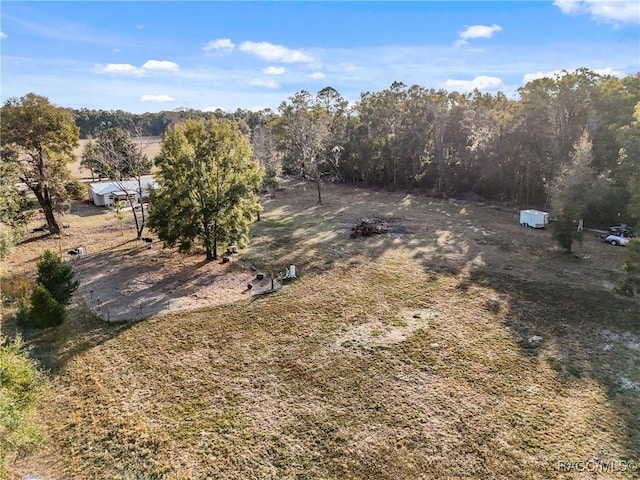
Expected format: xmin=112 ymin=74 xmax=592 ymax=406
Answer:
xmin=609 ymin=225 xmax=637 ymax=238
xmin=604 ymin=234 xmax=629 ymax=246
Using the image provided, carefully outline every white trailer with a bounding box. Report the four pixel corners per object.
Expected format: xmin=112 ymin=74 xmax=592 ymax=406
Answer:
xmin=519 ymin=209 xmax=548 ymax=228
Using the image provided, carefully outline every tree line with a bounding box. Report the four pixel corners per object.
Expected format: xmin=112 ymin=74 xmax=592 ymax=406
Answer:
xmin=1 ymin=68 xmax=639 ymax=256
xmin=70 ymin=106 xmax=272 ymax=139
xmin=65 ymin=68 xmax=640 ymax=227
xmin=270 ymin=71 xmax=639 ymax=228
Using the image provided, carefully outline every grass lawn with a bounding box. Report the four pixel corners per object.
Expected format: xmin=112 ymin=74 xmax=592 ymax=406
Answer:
xmin=2 ymin=182 xmax=639 ymax=479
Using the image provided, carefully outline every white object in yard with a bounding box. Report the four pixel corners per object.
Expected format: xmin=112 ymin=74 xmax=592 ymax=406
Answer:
xmin=289 ymin=265 xmax=296 ymax=278
xmin=605 ymin=234 xmax=629 ymax=246
xmin=519 ymin=209 xmax=549 ymax=229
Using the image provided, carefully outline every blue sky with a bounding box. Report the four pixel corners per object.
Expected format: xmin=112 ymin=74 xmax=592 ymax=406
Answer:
xmin=1 ymin=1 xmax=639 ymax=113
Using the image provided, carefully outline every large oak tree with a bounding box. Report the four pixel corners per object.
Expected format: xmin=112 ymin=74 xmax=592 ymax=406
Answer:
xmin=1 ymin=94 xmax=79 ymax=234
xmin=148 ymin=119 xmax=263 ymax=260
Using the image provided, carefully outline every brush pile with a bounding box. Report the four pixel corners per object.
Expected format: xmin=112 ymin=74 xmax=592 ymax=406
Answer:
xmin=350 ymin=218 xmax=390 ymax=238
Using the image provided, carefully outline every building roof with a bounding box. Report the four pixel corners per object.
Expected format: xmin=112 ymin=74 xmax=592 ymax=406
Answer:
xmin=89 ymin=177 xmax=157 ymax=196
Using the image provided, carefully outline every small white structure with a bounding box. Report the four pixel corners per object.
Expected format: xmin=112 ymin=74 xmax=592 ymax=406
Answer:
xmin=284 ymin=265 xmax=297 ymax=280
xmin=88 ymin=177 xmax=157 ymax=207
xmin=519 ymin=209 xmax=549 ymax=229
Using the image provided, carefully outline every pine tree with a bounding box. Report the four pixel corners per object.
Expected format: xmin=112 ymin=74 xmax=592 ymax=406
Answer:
xmin=36 ymin=250 xmax=79 ymax=306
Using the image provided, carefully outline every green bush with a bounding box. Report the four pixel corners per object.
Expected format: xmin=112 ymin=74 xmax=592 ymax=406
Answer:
xmin=36 ymin=250 xmax=79 ymax=306
xmin=65 ymin=176 xmax=88 ymax=200
xmin=262 ymin=175 xmax=282 ymax=192
xmin=616 ymin=239 xmax=640 ymax=296
xmin=0 ymin=336 xmax=44 ymax=475
xmin=29 ymin=285 xmax=66 ymax=328
xmin=0 ymin=225 xmax=24 ymax=260
xmin=552 ymin=216 xmax=583 ymax=253
xmin=15 ymin=298 xmax=30 ymax=327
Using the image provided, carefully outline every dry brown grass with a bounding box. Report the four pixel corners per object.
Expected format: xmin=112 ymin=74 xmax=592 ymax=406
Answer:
xmin=2 ymin=182 xmax=639 ymax=479
xmin=69 ymin=137 xmax=162 ymax=179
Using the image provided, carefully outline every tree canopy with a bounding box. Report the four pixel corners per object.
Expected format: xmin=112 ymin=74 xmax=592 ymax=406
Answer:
xmin=149 ymin=119 xmax=263 ymax=260
xmin=1 ymin=93 xmax=79 ymax=234
xmin=275 ymin=89 xmax=348 ymax=203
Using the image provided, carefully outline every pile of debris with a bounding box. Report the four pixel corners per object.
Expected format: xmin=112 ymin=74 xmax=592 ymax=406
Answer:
xmin=351 ymin=218 xmax=390 ymax=238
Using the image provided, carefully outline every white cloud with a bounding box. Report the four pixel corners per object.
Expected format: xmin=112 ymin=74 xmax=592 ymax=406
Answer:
xmin=203 ymin=106 xmax=227 ymax=112
xmin=239 ymin=41 xmax=314 ymax=63
xmin=554 ymin=0 xmax=640 ymax=24
xmin=309 ymin=71 xmax=326 ymax=79
xmin=263 ymin=66 xmax=285 ymax=75
xmin=249 ymin=78 xmax=280 ymax=88
xmin=522 ymin=69 xmax=564 ymax=83
xmin=96 ymin=63 xmax=145 ymax=76
xmin=141 ymin=94 xmax=175 ymax=103
xmin=336 ymin=63 xmax=356 ymax=72
xmin=456 ymin=24 xmax=502 ymax=46
xmin=593 ymin=67 xmax=623 ymax=76
xmin=523 ymin=67 xmax=622 ymax=84
xmin=0 ymin=32 xmax=7 ymax=39
xmin=554 ymin=0 xmax=580 ymax=13
xmin=142 ymin=60 xmax=179 ymax=72
xmin=113 ymin=48 xmax=120 ymax=53
xmin=445 ymin=75 xmax=504 ymax=92
xmin=96 ymin=60 xmax=179 ymax=76
xmin=202 ymin=38 xmax=235 ymax=52
xmin=136 ymin=24 xmax=145 ymax=30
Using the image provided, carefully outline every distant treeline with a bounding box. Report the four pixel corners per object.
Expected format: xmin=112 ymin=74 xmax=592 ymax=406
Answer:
xmin=69 ymin=107 xmax=275 ymax=139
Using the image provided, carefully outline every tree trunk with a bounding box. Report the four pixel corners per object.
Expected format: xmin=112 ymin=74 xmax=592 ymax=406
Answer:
xmin=33 ymin=186 xmax=60 ymax=234
xmin=316 ymin=175 xmax=322 ymax=204
xmin=212 ymin=224 xmax=218 ymax=260
xmin=42 ymin=201 xmax=60 ymax=235
xmin=434 ymin=120 xmax=446 ymax=194
xmin=136 ymin=177 xmax=146 ymax=239
xmin=128 ymin=197 xmax=142 ymax=238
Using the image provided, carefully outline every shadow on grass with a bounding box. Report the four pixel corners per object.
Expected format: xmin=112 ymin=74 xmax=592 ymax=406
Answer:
xmin=18 ymin=233 xmax=52 ymax=245
xmin=245 ymin=182 xmax=468 ymax=277
xmin=68 ymin=200 xmax=110 ymax=218
xmin=1 ymin=301 xmax=138 ymax=376
xmin=454 ymin=260 xmax=640 ymax=464
xmin=71 ymin=245 xmax=221 ymax=322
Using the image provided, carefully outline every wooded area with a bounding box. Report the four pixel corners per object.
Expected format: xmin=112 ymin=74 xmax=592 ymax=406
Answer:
xmin=69 ymin=69 xmax=640 ymax=226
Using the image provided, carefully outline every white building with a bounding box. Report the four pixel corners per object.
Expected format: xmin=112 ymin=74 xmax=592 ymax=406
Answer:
xmin=88 ymin=177 xmax=157 ymax=207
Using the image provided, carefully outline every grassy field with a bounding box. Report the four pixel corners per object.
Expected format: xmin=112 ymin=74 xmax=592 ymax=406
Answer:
xmin=2 ymin=182 xmax=639 ymax=479
xmin=70 ymin=137 xmax=162 ymax=179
